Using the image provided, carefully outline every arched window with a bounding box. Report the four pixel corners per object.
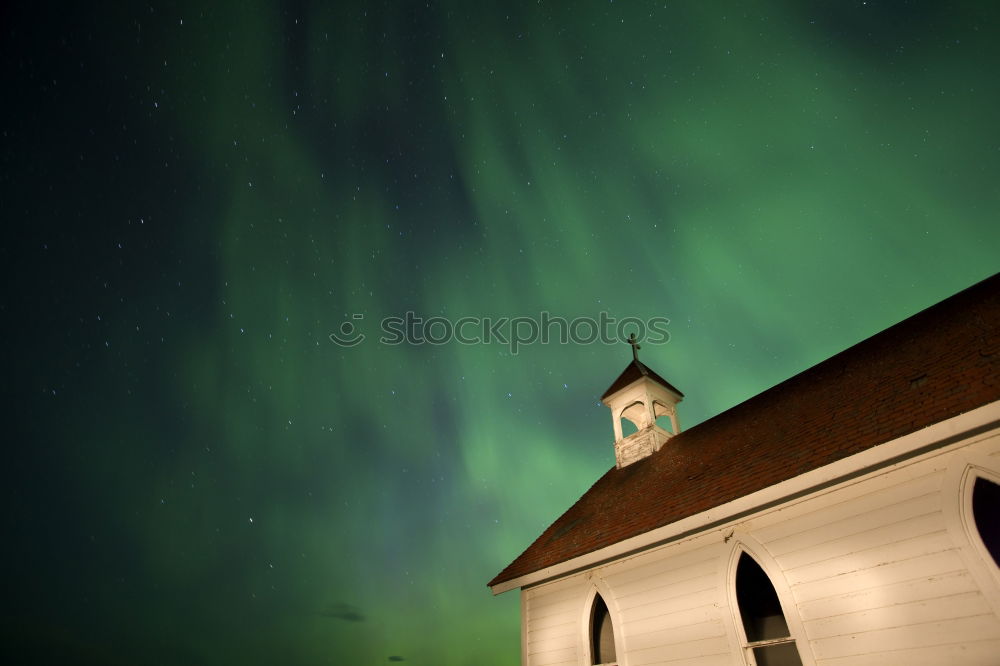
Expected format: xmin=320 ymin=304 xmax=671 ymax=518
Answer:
xmin=618 ymin=401 xmax=644 ymax=438
xmin=735 ymin=552 xmax=803 ymax=666
xmin=944 ymin=459 xmax=1000 ymax=608
xmin=653 ymin=400 xmax=677 ymax=434
xmin=590 ymin=594 xmax=617 ymax=665
xmin=972 ymin=476 xmax=1000 ymax=568
xmin=619 ymin=415 xmax=639 ymax=438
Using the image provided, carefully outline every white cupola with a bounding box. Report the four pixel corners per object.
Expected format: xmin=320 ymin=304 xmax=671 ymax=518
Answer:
xmin=600 ymin=334 xmax=684 ymax=468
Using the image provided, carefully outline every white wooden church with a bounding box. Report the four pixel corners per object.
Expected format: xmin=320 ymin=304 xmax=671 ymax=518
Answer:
xmin=489 ymin=274 xmax=1000 ymax=665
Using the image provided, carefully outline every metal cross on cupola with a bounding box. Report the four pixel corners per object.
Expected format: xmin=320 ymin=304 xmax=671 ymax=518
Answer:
xmin=600 ymin=337 xmax=684 ymax=468
xmin=627 ymin=332 xmax=641 ymax=362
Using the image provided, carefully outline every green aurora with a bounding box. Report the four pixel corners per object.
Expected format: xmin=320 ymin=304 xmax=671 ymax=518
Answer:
xmin=3 ymin=1 xmax=998 ymax=663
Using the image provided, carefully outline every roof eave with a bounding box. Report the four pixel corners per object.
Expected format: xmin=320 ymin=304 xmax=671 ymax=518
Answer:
xmin=488 ymin=399 xmax=1000 ymax=593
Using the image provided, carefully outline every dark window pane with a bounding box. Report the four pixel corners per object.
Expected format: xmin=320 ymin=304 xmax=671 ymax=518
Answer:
xmin=591 ymin=595 xmax=616 ymax=664
xmin=736 ymin=553 xmax=790 ymax=642
xmin=752 ymin=642 xmax=803 ymax=666
xmin=973 ymin=477 xmax=1000 ymax=567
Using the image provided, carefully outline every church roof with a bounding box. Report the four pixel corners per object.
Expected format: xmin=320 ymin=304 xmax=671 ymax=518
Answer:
xmin=489 ymin=273 xmax=1000 ymax=590
xmin=600 ymin=359 xmax=684 ymax=401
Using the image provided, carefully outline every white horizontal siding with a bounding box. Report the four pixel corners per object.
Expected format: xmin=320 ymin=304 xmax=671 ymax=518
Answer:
xmin=525 ymin=600 xmax=577 ymax=666
xmin=816 ymin=638 xmax=1000 ymax=665
xmin=526 ymin=635 xmax=576 ymax=659
xmin=791 ymin=549 xmax=969 ymax=603
xmin=529 ymin=610 xmax=580 ymax=631
xmin=608 ymin=541 xmax=731 ymax=661
xmin=625 ymin=618 xmax=728 ymax=652
xmin=797 ymin=569 xmax=980 ymax=621
xmin=627 ymin=635 xmax=733 ymax=666
xmin=525 ymin=618 xmax=576 ymax=649
xmin=618 ymin=572 xmax=718 ymax=619
xmin=525 ymin=645 xmax=577 ymax=666
xmin=752 ymin=468 xmax=943 ymax=545
xmin=810 ymin=614 xmax=1000 ymax=660
xmin=766 ymin=490 xmax=943 ymax=562
xmin=603 ymin=543 xmax=721 ymax=592
xmin=527 ymin=593 xmax=582 ymax=622
xmin=804 ymin=590 xmax=992 ymax=638
xmin=527 ymin=598 xmax=581 ymax=625
xmin=525 ymin=576 xmax=583 ymax=665
xmin=623 ymin=591 xmax=719 ymax=636
xmin=783 ymin=527 xmax=956 ymax=586
xmin=526 ymin=578 xmax=584 ymax=613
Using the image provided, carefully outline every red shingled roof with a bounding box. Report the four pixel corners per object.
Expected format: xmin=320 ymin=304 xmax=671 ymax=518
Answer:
xmin=490 ymin=273 xmax=1000 ymax=589
xmin=601 ymin=359 xmax=684 ymax=401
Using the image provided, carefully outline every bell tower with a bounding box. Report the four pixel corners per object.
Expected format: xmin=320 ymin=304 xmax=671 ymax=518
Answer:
xmin=601 ymin=334 xmax=684 ymax=468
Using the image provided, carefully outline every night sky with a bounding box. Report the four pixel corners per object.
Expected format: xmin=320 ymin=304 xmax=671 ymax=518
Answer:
xmin=2 ymin=1 xmax=998 ymax=664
